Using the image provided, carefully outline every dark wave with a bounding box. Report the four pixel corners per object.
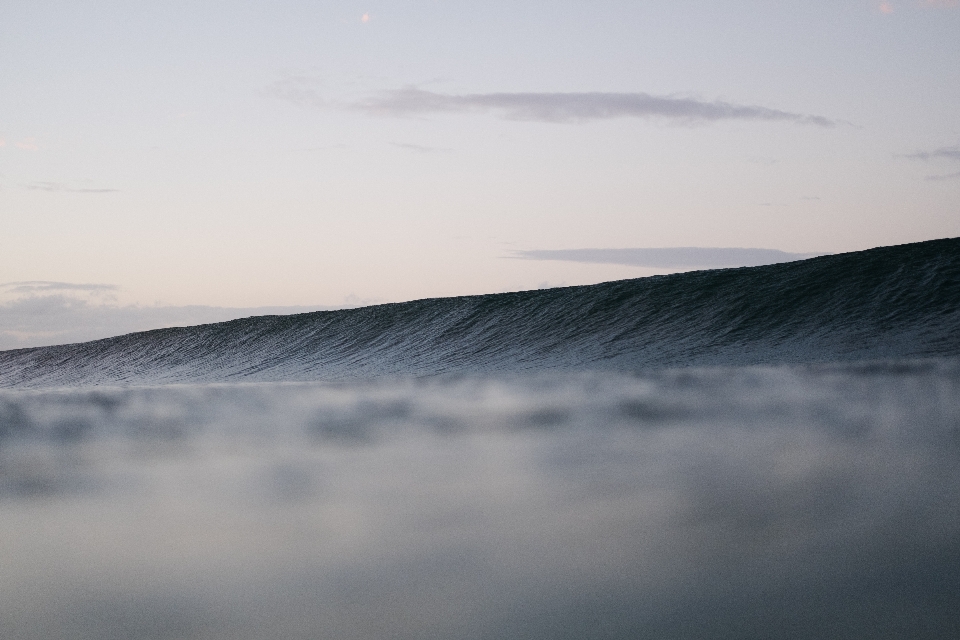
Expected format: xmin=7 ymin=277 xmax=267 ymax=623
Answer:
xmin=2 ymin=237 xmax=958 ymax=388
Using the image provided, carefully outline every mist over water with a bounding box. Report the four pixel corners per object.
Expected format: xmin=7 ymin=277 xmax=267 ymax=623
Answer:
xmin=2 ymin=361 xmax=959 ymax=639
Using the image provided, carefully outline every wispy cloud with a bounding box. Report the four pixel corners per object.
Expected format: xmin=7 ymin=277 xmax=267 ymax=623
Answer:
xmin=353 ymin=88 xmax=838 ymax=126
xmin=0 ymin=281 xmax=369 ymax=350
xmin=746 ymin=156 xmax=779 ymax=166
xmin=926 ymin=171 xmax=960 ymax=181
xmin=6 ymin=284 xmax=346 ymax=352
xmin=904 ymin=143 xmax=960 ymax=179
xmin=906 ymin=144 xmax=960 ymax=162
xmin=510 ymin=247 xmax=827 ymax=269
xmin=263 ymin=76 xmax=328 ymax=108
xmin=1 ymin=281 xmax=119 ymax=296
xmin=390 ymin=142 xmax=453 ymax=153
xmin=877 ymin=0 xmax=958 ymax=11
xmin=15 ymin=138 xmax=39 ymax=151
xmin=23 ymin=181 xmax=120 ymax=194
xmin=265 ymin=78 xmax=838 ymax=127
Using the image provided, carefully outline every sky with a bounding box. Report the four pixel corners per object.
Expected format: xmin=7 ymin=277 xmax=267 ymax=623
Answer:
xmin=2 ymin=0 xmax=959 ymax=347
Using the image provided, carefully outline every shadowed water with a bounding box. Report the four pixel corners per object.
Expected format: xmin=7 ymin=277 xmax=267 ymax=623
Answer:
xmin=2 ymin=360 xmax=959 ymax=639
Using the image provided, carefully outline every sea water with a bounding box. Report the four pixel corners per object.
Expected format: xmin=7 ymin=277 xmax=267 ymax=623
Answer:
xmin=2 ymin=359 xmax=959 ymax=639
xmin=3 ymin=238 xmax=958 ymax=389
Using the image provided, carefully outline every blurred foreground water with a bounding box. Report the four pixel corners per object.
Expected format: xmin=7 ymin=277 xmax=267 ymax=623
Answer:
xmin=2 ymin=359 xmax=960 ymax=639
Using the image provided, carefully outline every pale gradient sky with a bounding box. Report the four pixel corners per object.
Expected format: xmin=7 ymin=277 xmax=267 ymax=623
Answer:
xmin=2 ymin=0 xmax=959 ymax=315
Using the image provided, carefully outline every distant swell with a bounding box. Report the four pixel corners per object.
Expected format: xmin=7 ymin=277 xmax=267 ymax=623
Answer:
xmin=2 ymin=238 xmax=958 ymax=388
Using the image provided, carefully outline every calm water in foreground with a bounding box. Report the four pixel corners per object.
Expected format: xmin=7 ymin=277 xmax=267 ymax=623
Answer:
xmin=2 ymin=360 xmax=959 ymax=639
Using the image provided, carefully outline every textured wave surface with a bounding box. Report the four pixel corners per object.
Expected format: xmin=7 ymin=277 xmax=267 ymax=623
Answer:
xmin=1 ymin=238 xmax=959 ymax=388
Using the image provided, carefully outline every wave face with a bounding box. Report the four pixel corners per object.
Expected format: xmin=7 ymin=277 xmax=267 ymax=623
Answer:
xmin=2 ymin=238 xmax=958 ymax=388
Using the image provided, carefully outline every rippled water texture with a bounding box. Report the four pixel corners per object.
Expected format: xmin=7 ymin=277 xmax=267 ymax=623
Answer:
xmin=2 ymin=361 xmax=959 ymax=639
xmin=2 ymin=238 xmax=958 ymax=388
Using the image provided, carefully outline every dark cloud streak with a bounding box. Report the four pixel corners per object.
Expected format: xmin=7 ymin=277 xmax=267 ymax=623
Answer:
xmin=926 ymin=171 xmax=960 ymax=181
xmin=24 ymin=181 xmax=120 ymax=193
xmin=355 ymin=88 xmax=837 ymax=126
xmin=907 ymin=144 xmax=960 ymax=162
xmin=265 ymin=78 xmax=837 ymax=127
xmin=1 ymin=281 xmax=118 ymax=295
xmin=390 ymin=142 xmax=453 ymax=153
xmin=512 ymin=247 xmax=826 ymax=269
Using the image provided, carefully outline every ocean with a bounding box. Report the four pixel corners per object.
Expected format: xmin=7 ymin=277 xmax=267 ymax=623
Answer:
xmin=1 ymin=238 xmax=959 ymax=638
